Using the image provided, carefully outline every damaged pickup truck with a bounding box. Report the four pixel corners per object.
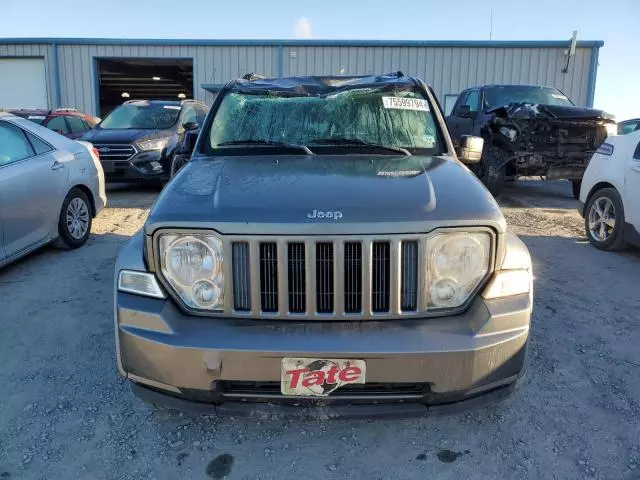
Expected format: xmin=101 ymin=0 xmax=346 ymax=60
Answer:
xmin=446 ymin=85 xmax=616 ymax=197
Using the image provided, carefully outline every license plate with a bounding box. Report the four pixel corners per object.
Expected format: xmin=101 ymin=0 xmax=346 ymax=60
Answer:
xmin=280 ymin=358 xmax=366 ymax=396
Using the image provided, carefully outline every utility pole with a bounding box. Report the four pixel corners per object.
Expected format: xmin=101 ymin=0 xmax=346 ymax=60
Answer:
xmin=490 ymin=8 xmax=493 ymax=40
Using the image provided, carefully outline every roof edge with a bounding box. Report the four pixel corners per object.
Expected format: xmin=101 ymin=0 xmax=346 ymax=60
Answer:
xmin=0 ymin=38 xmax=605 ymax=48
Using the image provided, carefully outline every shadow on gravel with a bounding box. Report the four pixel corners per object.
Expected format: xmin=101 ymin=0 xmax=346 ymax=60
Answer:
xmin=500 ymin=179 xmax=580 ymax=211
xmin=106 ymin=182 xmax=163 ymax=209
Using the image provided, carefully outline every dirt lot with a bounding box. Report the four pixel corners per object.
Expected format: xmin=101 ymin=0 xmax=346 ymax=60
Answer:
xmin=1 ymin=180 xmax=639 ymax=480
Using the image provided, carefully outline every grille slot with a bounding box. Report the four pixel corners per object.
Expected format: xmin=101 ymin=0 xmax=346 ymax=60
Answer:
xmin=401 ymin=241 xmax=418 ymax=311
xmin=259 ymin=242 xmax=278 ymax=312
xmin=344 ymin=242 xmax=362 ymax=313
xmin=93 ymin=144 xmax=136 ymax=161
xmin=316 ymin=242 xmax=334 ymax=313
xmin=232 ymin=242 xmax=251 ymax=311
xmin=287 ymin=242 xmax=306 ymax=313
xmin=372 ymin=242 xmax=390 ymax=313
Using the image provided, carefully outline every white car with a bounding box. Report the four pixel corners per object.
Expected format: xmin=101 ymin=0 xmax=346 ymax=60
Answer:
xmin=0 ymin=112 xmax=106 ymax=268
xmin=579 ymin=129 xmax=640 ymax=250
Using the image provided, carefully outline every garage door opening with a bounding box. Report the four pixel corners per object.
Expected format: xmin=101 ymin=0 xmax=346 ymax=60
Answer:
xmin=96 ymin=58 xmax=193 ymax=117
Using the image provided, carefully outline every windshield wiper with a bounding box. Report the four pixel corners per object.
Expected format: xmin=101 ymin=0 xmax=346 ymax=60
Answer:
xmin=310 ymin=138 xmax=411 ymax=156
xmin=217 ymin=139 xmax=313 ymax=155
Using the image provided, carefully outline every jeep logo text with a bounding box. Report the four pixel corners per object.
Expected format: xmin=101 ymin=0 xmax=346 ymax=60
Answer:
xmin=307 ymin=209 xmax=343 ymax=220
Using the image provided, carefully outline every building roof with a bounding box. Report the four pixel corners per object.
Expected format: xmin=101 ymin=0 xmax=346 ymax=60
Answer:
xmin=0 ymin=38 xmax=605 ymax=48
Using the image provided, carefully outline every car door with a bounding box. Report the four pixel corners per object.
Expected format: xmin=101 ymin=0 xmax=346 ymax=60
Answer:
xmin=626 ymin=138 xmax=640 ymax=232
xmin=0 ymin=120 xmax=68 ymax=258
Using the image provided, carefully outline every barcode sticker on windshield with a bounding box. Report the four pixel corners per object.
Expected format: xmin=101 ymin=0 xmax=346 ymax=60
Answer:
xmin=382 ymin=97 xmax=429 ymax=111
xmin=163 ymin=105 xmax=181 ymax=110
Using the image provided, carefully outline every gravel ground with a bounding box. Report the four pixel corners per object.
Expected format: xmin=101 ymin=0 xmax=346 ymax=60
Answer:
xmin=1 ymin=180 xmax=639 ymax=480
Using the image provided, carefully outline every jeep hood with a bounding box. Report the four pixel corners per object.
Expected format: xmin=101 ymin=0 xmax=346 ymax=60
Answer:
xmin=145 ymin=155 xmax=505 ymax=235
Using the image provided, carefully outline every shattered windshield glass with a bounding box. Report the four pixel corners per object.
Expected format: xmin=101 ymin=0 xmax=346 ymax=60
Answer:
xmin=208 ymin=87 xmax=442 ymax=153
xmin=484 ymin=86 xmax=574 ymax=109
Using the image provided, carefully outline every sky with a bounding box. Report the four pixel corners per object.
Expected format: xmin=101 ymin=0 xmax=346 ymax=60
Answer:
xmin=2 ymin=0 xmax=639 ymax=119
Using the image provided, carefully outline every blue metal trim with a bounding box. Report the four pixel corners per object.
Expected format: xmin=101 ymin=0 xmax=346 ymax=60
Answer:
xmin=586 ymin=46 xmax=600 ymax=108
xmin=277 ymin=44 xmax=283 ymax=77
xmin=51 ymin=42 xmax=61 ymax=108
xmin=92 ymin=57 xmax=100 ymax=116
xmin=0 ymin=38 xmax=606 ymax=48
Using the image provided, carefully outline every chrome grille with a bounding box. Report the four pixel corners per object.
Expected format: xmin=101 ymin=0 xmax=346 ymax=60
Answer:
xmin=259 ymin=243 xmax=278 ymax=312
xmin=93 ymin=143 xmax=136 ymax=162
xmin=232 ymin=242 xmax=250 ymax=311
xmin=225 ymin=236 xmax=431 ymax=319
xmin=316 ymin=242 xmax=334 ymax=313
xmin=372 ymin=242 xmax=390 ymax=312
xmin=401 ymin=241 xmax=418 ymax=311
xmin=287 ymin=243 xmax=306 ymax=313
xmin=344 ymin=242 xmax=362 ymax=313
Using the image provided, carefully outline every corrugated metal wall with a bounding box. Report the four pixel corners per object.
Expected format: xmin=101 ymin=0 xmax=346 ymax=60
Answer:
xmin=0 ymin=42 xmax=594 ymax=116
xmin=55 ymin=44 xmax=279 ymax=114
xmin=282 ymin=46 xmax=592 ymax=107
xmin=0 ymin=43 xmax=56 ymax=107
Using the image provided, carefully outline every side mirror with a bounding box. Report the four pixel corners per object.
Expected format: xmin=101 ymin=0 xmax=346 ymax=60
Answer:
xmin=456 ymin=135 xmax=484 ymax=164
xmin=182 ymin=121 xmax=199 ymax=131
xmin=180 ymin=129 xmax=199 ymax=155
xmin=456 ymin=105 xmax=471 ymax=118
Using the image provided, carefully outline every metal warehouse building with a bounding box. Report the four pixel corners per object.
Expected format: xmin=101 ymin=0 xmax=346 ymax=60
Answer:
xmin=0 ymin=38 xmax=602 ymax=117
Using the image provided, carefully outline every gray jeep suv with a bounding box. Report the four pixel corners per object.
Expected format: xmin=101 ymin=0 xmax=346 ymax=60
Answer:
xmin=114 ymin=72 xmax=533 ymax=416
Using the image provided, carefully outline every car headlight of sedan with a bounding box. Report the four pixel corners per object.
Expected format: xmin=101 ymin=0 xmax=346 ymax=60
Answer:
xmin=427 ymin=232 xmax=491 ymax=309
xmin=137 ymin=137 xmax=170 ymax=151
xmin=158 ymin=233 xmax=224 ymax=311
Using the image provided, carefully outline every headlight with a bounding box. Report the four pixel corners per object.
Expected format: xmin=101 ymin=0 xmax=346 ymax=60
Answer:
xmin=158 ymin=233 xmax=224 ymax=311
xmin=427 ymin=232 xmax=491 ymax=309
xmin=137 ymin=137 xmax=170 ymax=151
xmin=482 ymin=233 xmax=532 ymax=299
xmin=604 ymin=123 xmax=617 ymax=137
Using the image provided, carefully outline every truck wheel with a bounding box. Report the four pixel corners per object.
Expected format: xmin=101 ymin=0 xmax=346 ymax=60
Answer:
xmin=170 ymin=154 xmax=190 ymax=179
xmin=571 ymin=180 xmax=581 ymax=199
xmin=584 ymin=187 xmax=626 ymax=251
xmin=476 ymin=145 xmax=507 ymax=197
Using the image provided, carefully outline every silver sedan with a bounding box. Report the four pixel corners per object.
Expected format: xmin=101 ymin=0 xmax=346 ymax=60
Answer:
xmin=0 ymin=112 xmax=106 ymax=268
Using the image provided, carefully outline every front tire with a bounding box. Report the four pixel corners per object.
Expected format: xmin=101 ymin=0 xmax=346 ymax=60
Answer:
xmin=473 ymin=145 xmax=508 ymax=197
xmin=584 ymin=187 xmax=626 ymax=251
xmin=55 ymin=188 xmax=92 ymax=249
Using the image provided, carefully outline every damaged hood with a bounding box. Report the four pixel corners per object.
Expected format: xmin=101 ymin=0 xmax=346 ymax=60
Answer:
xmin=145 ymin=154 xmax=505 ymax=235
xmin=488 ymin=103 xmax=615 ymax=123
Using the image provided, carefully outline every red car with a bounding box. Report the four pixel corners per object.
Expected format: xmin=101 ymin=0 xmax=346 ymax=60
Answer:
xmin=7 ymin=108 xmax=98 ymax=139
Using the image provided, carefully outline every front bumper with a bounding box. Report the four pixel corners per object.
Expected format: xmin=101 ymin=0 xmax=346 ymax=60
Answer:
xmin=102 ymin=150 xmax=170 ymax=182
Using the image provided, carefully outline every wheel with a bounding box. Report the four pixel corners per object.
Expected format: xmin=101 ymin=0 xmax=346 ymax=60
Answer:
xmin=170 ymin=154 xmax=190 ymax=179
xmin=571 ymin=180 xmax=582 ymax=199
xmin=54 ymin=188 xmax=92 ymax=249
xmin=472 ymin=145 xmax=508 ymax=197
xmin=584 ymin=187 xmax=626 ymax=251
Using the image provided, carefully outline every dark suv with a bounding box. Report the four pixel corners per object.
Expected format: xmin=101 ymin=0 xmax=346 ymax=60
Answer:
xmin=81 ymin=99 xmax=208 ymax=183
xmin=7 ymin=108 xmax=97 ymax=139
